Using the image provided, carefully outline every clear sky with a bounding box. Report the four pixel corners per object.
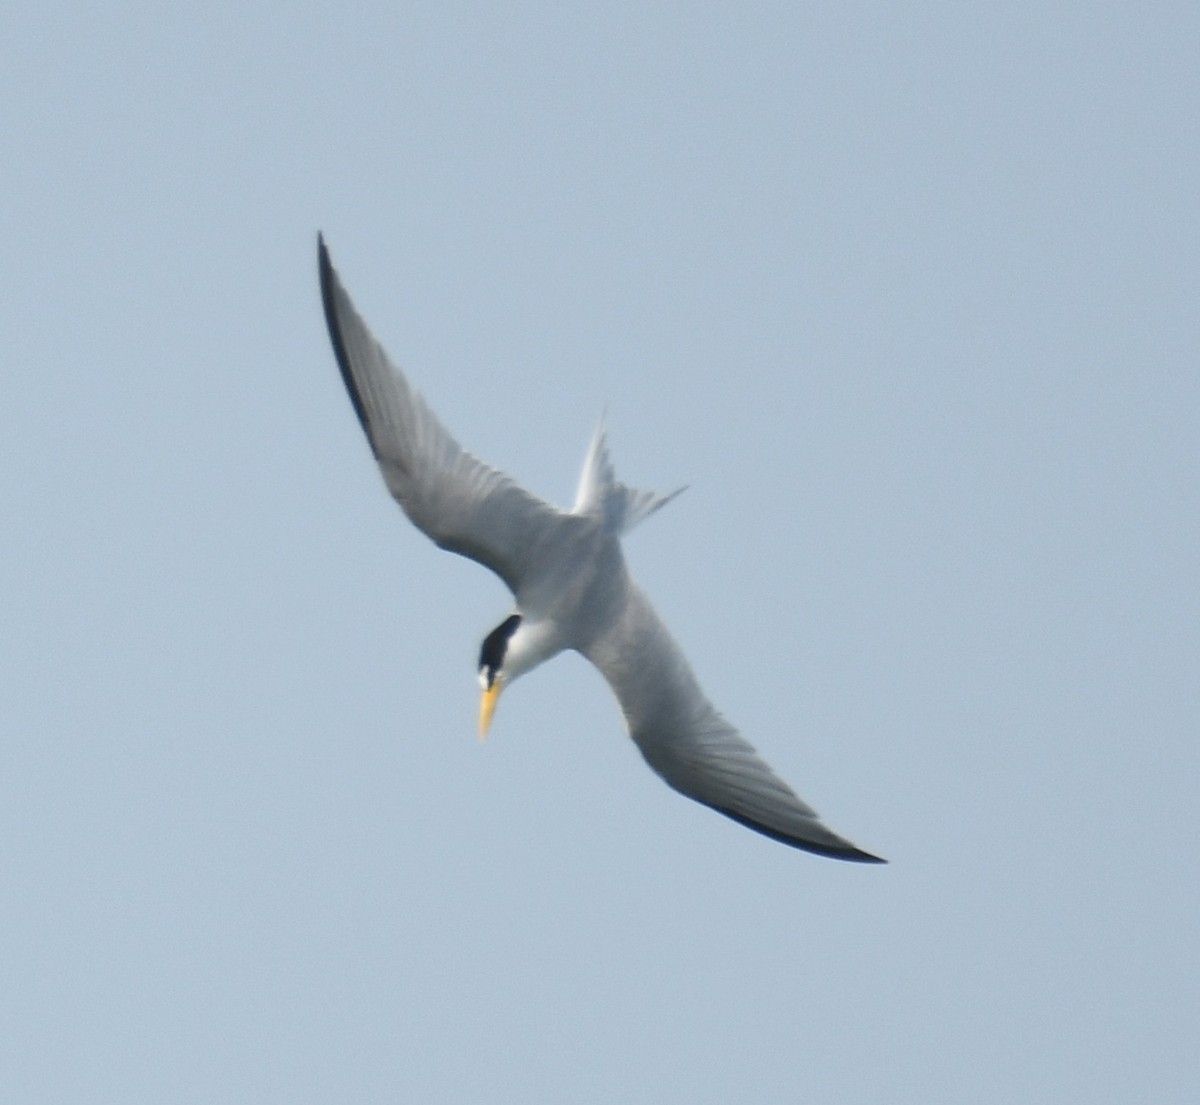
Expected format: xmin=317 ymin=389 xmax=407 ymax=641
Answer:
xmin=3 ymin=3 xmax=1197 ymax=1102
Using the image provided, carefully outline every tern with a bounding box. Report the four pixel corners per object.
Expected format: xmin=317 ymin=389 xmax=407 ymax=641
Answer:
xmin=319 ymin=236 xmax=884 ymax=862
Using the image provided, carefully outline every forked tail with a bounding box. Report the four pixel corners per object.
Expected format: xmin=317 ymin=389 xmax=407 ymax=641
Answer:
xmin=572 ymin=420 xmax=686 ymax=536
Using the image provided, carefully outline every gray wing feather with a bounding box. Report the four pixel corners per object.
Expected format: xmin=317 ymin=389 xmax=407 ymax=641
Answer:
xmin=583 ymin=583 xmax=884 ymax=862
xmin=319 ymin=237 xmax=563 ymax=594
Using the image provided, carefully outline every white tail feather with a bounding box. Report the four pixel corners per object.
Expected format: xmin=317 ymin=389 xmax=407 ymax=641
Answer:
xmin=573 ymin=421 xmax=685 ymax=536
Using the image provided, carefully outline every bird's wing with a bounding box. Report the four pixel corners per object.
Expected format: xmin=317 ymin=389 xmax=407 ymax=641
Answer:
xmin=582 ymin=582 xmax=884 ymax=862
xmin=319 ymin=237 xmax=565 ymax=594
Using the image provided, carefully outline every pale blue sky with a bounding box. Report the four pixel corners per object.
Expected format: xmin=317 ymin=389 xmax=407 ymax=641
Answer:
xmin=3 ymin=3 xmax=1197 ymax=1101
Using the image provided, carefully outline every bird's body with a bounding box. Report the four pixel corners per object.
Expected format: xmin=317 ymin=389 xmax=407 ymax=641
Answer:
xmin=319 ymin=236 xmax=884 ymax=863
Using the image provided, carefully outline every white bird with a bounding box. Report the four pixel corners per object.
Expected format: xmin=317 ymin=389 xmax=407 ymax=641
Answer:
xmin=319 ymin=236 xmax=884 ymax=863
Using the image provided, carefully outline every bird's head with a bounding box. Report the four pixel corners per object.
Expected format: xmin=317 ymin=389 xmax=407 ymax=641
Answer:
xmin=477 ymin=613 xmax=559 ymax=738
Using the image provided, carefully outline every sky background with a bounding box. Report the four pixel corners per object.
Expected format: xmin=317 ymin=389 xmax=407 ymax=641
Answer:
xmin=3 ymin=3 xmax=1197 ymax=1101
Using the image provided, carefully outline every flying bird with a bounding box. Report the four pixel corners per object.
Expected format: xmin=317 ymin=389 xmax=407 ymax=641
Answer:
xmin=318 ymin=236 xmax=884 ymax=862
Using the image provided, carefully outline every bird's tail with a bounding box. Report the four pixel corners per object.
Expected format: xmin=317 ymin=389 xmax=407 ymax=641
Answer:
xmin=572 ymin=419 xmax=686 ymax=536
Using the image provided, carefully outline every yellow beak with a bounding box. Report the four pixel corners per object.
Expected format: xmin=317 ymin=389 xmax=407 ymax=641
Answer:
xmin=478 ymin=681 xmax=504 ymax=740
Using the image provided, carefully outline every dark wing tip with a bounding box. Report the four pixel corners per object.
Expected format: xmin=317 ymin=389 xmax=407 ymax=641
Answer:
xmin=317 ymin=235 xmax=375 ymax=448
xmin=833 ymin=847 xmax=888 ymax=865
xmin=714 ymin=805 xmax=887 ymax=864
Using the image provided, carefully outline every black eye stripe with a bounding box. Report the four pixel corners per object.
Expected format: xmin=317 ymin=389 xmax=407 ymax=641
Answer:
xmin=479 ymin=614 xmax=522 ymax=673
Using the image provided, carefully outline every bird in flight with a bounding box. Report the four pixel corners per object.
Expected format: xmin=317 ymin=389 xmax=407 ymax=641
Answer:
xmin=318 ymin=236 xmax=884 ymax=862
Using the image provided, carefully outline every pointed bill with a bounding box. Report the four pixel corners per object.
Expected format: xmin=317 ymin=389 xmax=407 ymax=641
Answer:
xmin=478 ymin=682 xmax=503 ymax=740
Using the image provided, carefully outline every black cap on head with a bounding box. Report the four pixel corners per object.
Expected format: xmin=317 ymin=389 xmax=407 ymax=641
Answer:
xmin=479 ymin=614 xmax=522 ymax=686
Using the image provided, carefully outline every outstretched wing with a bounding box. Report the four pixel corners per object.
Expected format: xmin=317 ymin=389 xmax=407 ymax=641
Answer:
xmin=319 ymin=236 xmax=565 ymax=594
xmin=582 ymin=582 xmax=884 ymax=862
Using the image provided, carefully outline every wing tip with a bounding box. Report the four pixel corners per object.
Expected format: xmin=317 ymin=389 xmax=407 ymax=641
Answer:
xmin=316 ymin=235 xmax=376 ymax=449
xmin=714 ymin=805 xmax=887 ymax=863
xmin=833 ymin=846 xmax=888 ymax=865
